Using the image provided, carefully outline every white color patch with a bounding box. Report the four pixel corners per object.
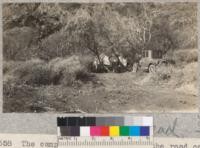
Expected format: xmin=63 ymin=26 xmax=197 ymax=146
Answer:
xmin=133 ymin=117 xmax=143 ymax=126
xmin=124 ymin=116 xmax=134 ymax=126
xmin=80 ymin=126 xmax=90 ymax=136
xmin=142 ymin=117 xmax=153 ymax=126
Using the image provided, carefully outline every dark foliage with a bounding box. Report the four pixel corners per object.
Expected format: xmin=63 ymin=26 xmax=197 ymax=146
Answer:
xmin=3 ymin=3 xmax=197 ymax=61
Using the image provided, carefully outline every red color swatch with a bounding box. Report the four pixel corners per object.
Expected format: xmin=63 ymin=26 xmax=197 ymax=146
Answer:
xmin=100 ymin=126 xmax=109 ymax=136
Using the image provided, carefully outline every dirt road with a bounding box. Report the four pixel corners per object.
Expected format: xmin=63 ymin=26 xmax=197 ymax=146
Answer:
xmin=72 ymin=73 xmax=197 ymax=113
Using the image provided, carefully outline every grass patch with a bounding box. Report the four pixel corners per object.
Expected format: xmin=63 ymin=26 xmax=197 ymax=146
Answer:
xmin=49 ymin=56 xmax=96 ymax=86
xmin=4 ymin=56 xmax=97 ymax=86
xmin=13 ymin=59 xmax=51 ymax=85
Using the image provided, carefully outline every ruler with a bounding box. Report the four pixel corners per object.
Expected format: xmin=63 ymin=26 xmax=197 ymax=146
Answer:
xmin=58 ymin=136 xmax=153 ymax=147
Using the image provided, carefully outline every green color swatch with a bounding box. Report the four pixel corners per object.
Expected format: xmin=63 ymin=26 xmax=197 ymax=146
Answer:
xmin=120 ymin=126 xmax=129 ymax=136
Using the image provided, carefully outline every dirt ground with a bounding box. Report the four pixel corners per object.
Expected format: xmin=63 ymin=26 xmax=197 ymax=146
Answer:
xmin=3 ymin=72 xmax=197 ymax=113
xmin=70 ymin=72 xmax=197 ymax=113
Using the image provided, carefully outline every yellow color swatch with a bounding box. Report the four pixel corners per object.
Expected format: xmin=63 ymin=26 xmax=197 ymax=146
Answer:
xmin=109 ymin=126 xmax=119 ymax=136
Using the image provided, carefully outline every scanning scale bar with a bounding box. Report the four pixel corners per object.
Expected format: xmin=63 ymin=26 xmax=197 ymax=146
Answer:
xmin=58 ymin=136 xmax=153 ymax=148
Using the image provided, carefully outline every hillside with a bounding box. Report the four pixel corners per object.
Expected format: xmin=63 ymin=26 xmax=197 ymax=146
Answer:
xmin=3 ymin=3 xmax=197 ymax=61
xmin=3 ymin=3 xmax=198 ymax=113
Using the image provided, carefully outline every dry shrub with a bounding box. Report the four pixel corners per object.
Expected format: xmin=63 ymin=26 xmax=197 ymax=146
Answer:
xmin=154 ymin=65 xmax=174 ymax=81
xmin=49 ymin=56 xmax=81 ymax=85
xmin=173 ymin=49 xmax=198 ymax=65
xmin=143 ymin=65 xmax=175 ymax=85
xmin=5 ymin=56 xmax=96 ymax=87
xmin=13 ymin=59 xmax=51 ymax=85
xmin=149 ymin=62 xmax=197 ymax=84
xmin=49 ymin=56 xmax=81 ymax=74
xmin=78 ymin=55 xmax=94 ymax=72
xmin=49 ymin=56 xmax=95 ymax=86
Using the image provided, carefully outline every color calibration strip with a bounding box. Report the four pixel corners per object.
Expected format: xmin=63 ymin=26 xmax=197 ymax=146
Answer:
xmin=57 ymin=116 xmax=153 ymax=137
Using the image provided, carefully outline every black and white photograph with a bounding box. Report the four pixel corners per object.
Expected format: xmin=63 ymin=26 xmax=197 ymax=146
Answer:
xmin=2 ymin=2 xmax=198 ymax=113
